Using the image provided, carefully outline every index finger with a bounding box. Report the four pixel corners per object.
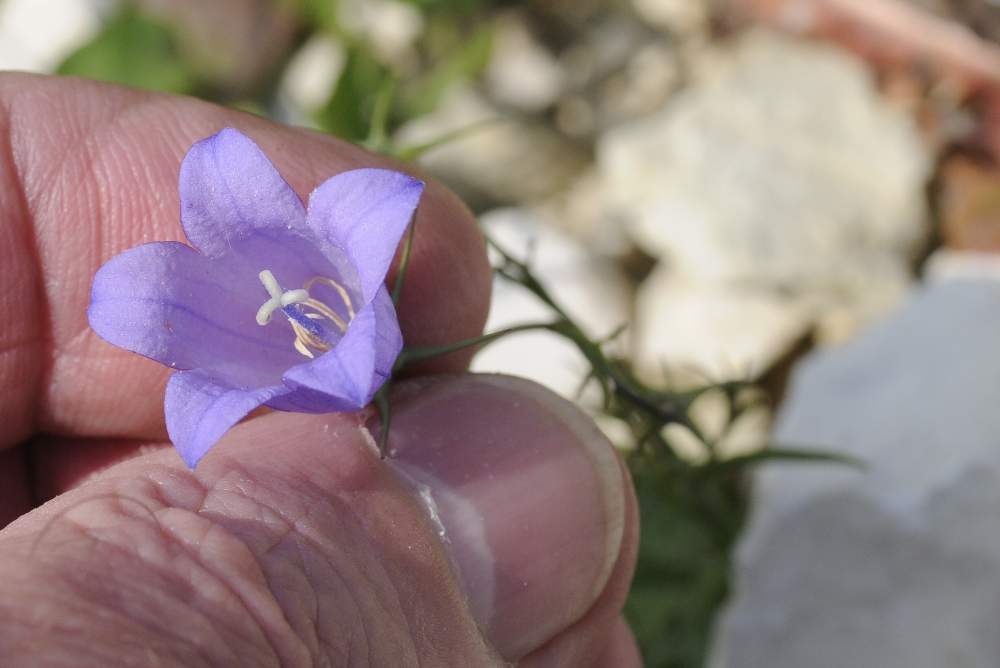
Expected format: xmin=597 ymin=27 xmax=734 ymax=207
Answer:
xmin=0 ymin=73 xmax=491 ymax=446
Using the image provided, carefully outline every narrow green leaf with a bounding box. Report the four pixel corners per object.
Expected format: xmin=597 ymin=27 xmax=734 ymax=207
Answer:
xmin=399 ymin=25 xmax=493 ymax=118
xmin=703 ymin=447 xmax=867 ymax=474
xmin=364 ymin=76 xmax=398 ymax=153
xmin=394 ymin=118 xmax=501 ymax=161
xmin=395 ymin=321 xmax=561 ymax=370
xmin=315 ymin=48 xmax=388 ymax=141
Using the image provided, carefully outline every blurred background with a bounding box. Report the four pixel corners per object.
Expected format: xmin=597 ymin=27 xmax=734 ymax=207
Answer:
xmin=4 ymin=0 xmax=1000 ymax=666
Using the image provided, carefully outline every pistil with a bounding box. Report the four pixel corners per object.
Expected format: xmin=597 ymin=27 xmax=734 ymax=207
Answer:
xmin=256 ymin=269 xmax=356 ymax=359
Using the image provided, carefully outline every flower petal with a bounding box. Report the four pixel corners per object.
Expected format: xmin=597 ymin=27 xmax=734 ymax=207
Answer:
xmin=165 ymin=370 xmax=288 ymax=468
xmin=88 ymin=241 xmax=304 ymax=387
xmin=268 ymin=287 xmax=400 ymax=413
xmin=179 ymin=128 xmax=307 ymax=258
xmin=371 ymin=285 xmax=402 ymax=394
xmin=280 ymin=300 xmax=379 ymax=409
xmin=306 ymin=169 xmax=424 ymax=304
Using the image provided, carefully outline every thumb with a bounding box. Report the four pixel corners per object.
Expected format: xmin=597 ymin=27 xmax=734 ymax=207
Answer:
xmin=0 ymin=375 xmax=637 ymax=667
xmin=387 ymin=374 xmax=638 ymax=666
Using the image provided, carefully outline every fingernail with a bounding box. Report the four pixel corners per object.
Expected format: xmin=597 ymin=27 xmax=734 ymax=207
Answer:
xmin=386 ymin=374 xmax=626 ymax=660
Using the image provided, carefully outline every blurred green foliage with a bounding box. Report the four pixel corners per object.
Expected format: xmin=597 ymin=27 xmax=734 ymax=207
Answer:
xmin=308 ymin=2 xmax=493 ymax=143
xmin=627 ymin=467 xmax=746 ymax=668
xmin=296 ymin=0 xmax=341 ymax=32
xmin=396 ymin=24 xmax=492 ymax=120
xmin=315 ymin=49 xmax=389 ymax=142
xmin=58 ymin=8 xmax=195 ymax=94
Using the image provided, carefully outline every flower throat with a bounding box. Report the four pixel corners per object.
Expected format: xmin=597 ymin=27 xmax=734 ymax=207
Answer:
xmin=255 ymin=269 xmax=355 ymax=359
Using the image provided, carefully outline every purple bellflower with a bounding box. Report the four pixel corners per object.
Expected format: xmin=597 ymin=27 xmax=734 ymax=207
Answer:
xmin=88 ymin=128 xmax=424 ymax=468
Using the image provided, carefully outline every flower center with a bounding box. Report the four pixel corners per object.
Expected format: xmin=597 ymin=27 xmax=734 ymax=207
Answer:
xmin=255 ymin=269 xmax=356 ymax=359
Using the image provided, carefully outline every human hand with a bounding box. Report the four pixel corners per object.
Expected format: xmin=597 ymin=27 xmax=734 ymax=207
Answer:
xmin=0 ymin=74 xmax=639 ymax=667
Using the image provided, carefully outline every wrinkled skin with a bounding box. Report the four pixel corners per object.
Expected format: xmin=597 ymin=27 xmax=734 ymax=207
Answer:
xmin=0 ymin=74 xmax=640 ymax=667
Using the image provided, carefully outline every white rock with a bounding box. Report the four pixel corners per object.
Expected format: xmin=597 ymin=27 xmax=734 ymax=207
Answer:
xmin=395 ymin=88 xmax=589 ymax=206
xmin=0 ymin=0 xmax=103 ymax=72
xmin=279 ymin=35 xmax=346 ymax=115
xmin=711 ymin=278 xmax=1000 ymax=668
xmin=486 ymin=12 xmax=564 ymax=113
xmin=810 ymin=262 xmax=913 ymax=345
xmin=624 ymin=42 xmax=680 ymax=110
xmin=337 ymin=0 xmax=423 ymax=64
xmin=598 ymin=30 xmax=931 ymax=292
xmin=556 ymin=16 xmax=678 ymax=134
xmin=924 ymin=247 xmax=1000 ymax=283
xmin=536 ymin=168 xmax=635 ymax=259
xmin=563 ymin=15 xmax=647 ymax=86
xmin=632 ymin=0 xmax=710 ymax=36
xmin=470 ymin=207 xmax=631 ymax=403
xmin=633 ymin=265 xmax=812 ymax=387
xmin=363 ymin=0 xmax=423 ymax=66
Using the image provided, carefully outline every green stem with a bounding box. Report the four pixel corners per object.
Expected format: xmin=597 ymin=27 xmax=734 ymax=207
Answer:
xmin=392 ymin=215 xmax=418 ymax=306
xmin=374 ymin=385 xmax=392 ymax=458
xmin=699 ymin=447 xmax=867 ymax=475
xmin=395 ymin=321 xmax=561 ymax=370
xmin=364 ymin=76 xmax=396 ymax=153
xmin=394 ymin=118 xmax=502 ymax=161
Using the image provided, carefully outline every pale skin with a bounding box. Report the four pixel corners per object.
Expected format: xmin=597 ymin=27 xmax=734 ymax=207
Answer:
xmin=0 ymin=74 xmax=641 ymax=666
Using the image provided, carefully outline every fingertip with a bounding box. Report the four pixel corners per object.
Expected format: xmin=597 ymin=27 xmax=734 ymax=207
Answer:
xmin=517 ymin=458 xmax=640 ymax=668
xmin=386 ymin=374 xmax=633 ymax=661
